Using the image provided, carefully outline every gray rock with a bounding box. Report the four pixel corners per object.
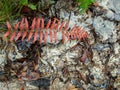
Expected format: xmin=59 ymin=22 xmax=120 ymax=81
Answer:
xmin=97 ymin=0 xmax=120 ymax=21
xmin=93 ymin=16 xmax=115 ymax=41
xmin=112 ymin=0 xmax=120 ymax=21
xmin=105 ymin=10 xmax=115 ymax=20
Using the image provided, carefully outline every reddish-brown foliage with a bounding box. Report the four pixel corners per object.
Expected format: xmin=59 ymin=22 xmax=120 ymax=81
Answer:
xmin=4 ymin=17 xmax=88 ymax=44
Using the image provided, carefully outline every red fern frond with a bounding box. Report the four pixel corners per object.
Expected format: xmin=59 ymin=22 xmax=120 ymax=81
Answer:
xmin=22 ymin=18 xmax=29 ymax=41
xmin=4 ymin=21 xmax=12 ymax=38
xmin=15 ymin=18 xmax=25 ymax=41
xmin=10 ymin=22 xmax=19 ymax=42
xmin=28 ymin=17 xmax=36 ymax=42
xmin=3 ymin=17 xmax=88 ymax=44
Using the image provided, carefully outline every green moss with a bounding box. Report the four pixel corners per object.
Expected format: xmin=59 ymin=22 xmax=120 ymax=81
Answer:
xmin=76 ymin=0 xmax=96 ymax=13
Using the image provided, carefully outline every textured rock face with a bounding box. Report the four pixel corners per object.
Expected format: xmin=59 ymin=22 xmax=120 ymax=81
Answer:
xmin=0 ymin=0 xmax=120 ymax=90
xmin=93 ymin=16 xmax=115 ymax=41
xmin=98 ymin=0 xmax=120 ymax=21
xmin=109 ymin=0 xmax=120 ymax=21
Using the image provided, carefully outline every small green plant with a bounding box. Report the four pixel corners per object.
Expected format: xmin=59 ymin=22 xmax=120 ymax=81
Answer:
xmin=76 ymin=0 xmax=96 ymax=13
xmin=0 ymin=0 xmax=19 ymax=22
xmin=20 ymin=0 xmax=37 ymax=10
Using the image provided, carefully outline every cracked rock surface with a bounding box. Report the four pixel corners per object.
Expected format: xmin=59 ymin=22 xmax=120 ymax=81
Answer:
xmin=0 ymin=0 xmax=120 ymax=90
